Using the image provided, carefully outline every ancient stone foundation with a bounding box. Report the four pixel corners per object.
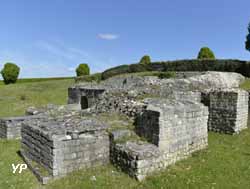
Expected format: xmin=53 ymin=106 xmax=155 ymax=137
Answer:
xmin=68 ymin=87 xmax=105 ymax=109
xmin=208 ymin=89 xmax=249 ymax=134
xmin=1 ymin=72 xmax=248 ymax=184
xmin=0 ymin=115 xmax=43 ymax=139
xmin=111 ymin=99 xmax=208 ymax=181
xmin=136 ymin=99 xmax=209 ymax=150
xmin=20 ymin=117 xmax=109 ymax=184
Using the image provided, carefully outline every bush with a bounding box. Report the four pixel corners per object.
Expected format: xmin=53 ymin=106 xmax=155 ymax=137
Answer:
xmin=139 ymin=55 xmax=151 ymax=64
xmin=1 ymin=63 xmax=20 ymax=84
xmin=76 ymin=64 xmax=90 ymax=76
xmin=101 ymin=65 xmax=130 ymax=80
xmin=101 ymin=59 xmax=249 ymax=79
xmin=20 ymin=94 xmax=27 ymax=101
xmin=158 ymin=72 xmax=176 ymax=79
xmin=197 ymin=47 xmax=215 ymax=59
xmin=75 ymin=73 xmax=102 ymax=83
xmin=129 ymin=63 xmax=153 ymax=73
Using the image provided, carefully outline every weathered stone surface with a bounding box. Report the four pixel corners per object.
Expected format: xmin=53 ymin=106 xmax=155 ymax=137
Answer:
xmin=2 ymin=71 xmax=248 ymax=184
xmin=208 ymin=89 xmax=249 ymax=134
xmin=110 ymin=98 xmax=208 ymax=181
xmin=20 ymin=115 xmax=110 ymax=181
xmin=110 ymin=129 xmax=132 ymax=141
xmin=0 ymin=115 xmax=44 ymax=139
xmin=68 ymin=87 xmax=105 ymax=109
xmin=136 ymin=99 xmax=208 ymax=150
xmin=68 ymin=72 xmax=245 ymax=119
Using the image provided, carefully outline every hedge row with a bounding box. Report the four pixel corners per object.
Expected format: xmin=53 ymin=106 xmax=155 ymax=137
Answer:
xmin=75 ymin=73 xmax=102 ymax=83
xmin=101 ymin=59 xmax=250 ymax=80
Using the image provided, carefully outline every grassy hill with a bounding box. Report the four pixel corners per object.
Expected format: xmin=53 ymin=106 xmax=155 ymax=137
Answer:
xmin=0 ymin=78 xmax=74 ymax=117
xmin=0 ymin=78 xmax=250 ymax=188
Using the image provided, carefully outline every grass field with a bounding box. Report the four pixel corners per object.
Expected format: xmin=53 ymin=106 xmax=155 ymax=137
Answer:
xmin=0 ymin=78 xmax=250 ymax=189
xmin=0 ymin=78 xmax=74 ymax=117
xmin=0 ymin=77 xmax=74 ymax=85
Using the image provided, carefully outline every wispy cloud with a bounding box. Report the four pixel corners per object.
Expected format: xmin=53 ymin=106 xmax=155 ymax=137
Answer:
xmin=0 ymin=41 xmax=120 ymax=78
xmin=35 ymin=41 xmax=89 ymax=60
xmin=97 ymin=33 xmax=119 ymax=40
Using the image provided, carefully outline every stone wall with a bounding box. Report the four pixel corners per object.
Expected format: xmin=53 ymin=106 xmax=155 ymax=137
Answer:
xmin=161 ymin=90 xmax=201 ymax=103
xmin=20 ymin=117 xmax=109 ymax=183
xmin=110 ymin=140 xmax=207 ymax=181
xmin=91 ymin=92 xmax=147 ymax=118
xmin=68 ymin=87 xmax=105 ymax=109
xmin=111 ymin=99 xmax=208 ymax=181
xmin=0 ymin=115 xmax=43 ymax=139
xmin=208 ymin=89 xmax=249 ymax=134
xmin=136 ymin=99 xmax=208 ymax=151
xmin=175 ymin=71 xmax=206 ymax=78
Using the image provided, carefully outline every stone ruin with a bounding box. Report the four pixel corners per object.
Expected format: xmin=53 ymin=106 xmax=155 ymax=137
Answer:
xmin=111 ymin=99 xmax=208 ymax=180
xmin=0 ymin=115 xmax=44 ymax=139
xmin=0 ymin=71 xmax=249 ymax=183
xmin=21 ymin=110 xmax=109 ymax=183
xmin=208 ymin=89 xmax=249 ymax=134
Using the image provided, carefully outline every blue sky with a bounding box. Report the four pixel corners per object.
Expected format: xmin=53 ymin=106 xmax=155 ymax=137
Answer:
xmin=0 ymin=0 xmax=250 ymax=78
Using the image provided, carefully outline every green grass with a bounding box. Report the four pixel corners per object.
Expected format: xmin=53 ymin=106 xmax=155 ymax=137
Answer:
xmin=0 ymin=79 xmax=74 ymax=117
xmin=240 ymin=78 xmax=250 ymax=90
xmin=0 ymin=79 xmax=250 ymax=188
xmin=0 ymin=77 xmax=74 ymax=85
xmin=1 ymin=131 xmax=250 ymax=189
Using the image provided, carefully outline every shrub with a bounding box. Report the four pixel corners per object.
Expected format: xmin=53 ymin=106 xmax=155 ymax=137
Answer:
xmin=75 ymin=73 xmax=102 ymax=83
xmin=101 ymin=65 xmax=130 ymax=80
xmin=76 ymin=64 xmax=90 ymax=76
xmin=1 ymin=63 xmax=20 ymax=84
xmin=101 ymin=59 xmax=249 ymax=79
xmin=129 ymin=63 xmax=153 ymax=73
xmin=20 ymin=94 xmax=27 ymax=101
xmin=158 ymin=72 xmax=176 ymax=79
xmin=246 ymin=23 xmax=250 ymax=52
xmin=197 ymin=47 xmax=215 ymax=59
xmin=139 ymin=55 xmax=151 ymax=64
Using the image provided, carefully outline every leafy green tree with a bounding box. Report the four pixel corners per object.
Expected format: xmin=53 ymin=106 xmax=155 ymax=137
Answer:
xmin=245 ymin=23 xmax=250 ymax=52
xmin=139 ymin=55 xmax=151 ymax=64
xmin=1 ymin=62 xmax=20 ymax=84
xmin=76 ymin=64 xmax=90 ymax=76
xmin=197 ymin=47 xmax=215 ymax=59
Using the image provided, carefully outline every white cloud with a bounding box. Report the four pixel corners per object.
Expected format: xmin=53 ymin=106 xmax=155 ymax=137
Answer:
xmin=97 ymin=33 xmax=119 ymax=40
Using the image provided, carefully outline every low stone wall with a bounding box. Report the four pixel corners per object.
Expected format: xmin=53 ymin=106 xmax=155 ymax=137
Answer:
xmin=111 ymin=99 xmax=208 ymax=181
xmin=208 ymin=89 xmax=249 ymax=134
xmin=0 ymin=115 xmax=43 ymax=139
xmin=91 ymin=92 xmax=147 ymax=118
xmin=169 ymin=91 xmax=201 ymax=103
xmin=175 ymin=71 xmax=206 ymax=78
xmin=136 ymin=99 xmax=208 ymax=150
xmin=21 ymin=118 xmax=109 ymax=184
xmin=68 ymin=87 xmax=105 ymax=109
xmin=110 ymin=140 xmax=207 ymax=181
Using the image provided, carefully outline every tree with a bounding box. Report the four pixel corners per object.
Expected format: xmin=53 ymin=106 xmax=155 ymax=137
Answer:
xmin=139 ymin=55 xmax=151 ymax=64
xmin=76 ymin=63 xmax=90 ymax=76
xmin=1 ymin=62 xmax=20 ymax=84
xmin=245 ymin=23 xmax=250 ymax=52
xmin=197 ymin=47 xmax=215 ymax=59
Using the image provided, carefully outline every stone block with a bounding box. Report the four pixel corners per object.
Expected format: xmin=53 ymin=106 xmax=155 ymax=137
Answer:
xmin=208 ymin=89 xmax=248 ymax=134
